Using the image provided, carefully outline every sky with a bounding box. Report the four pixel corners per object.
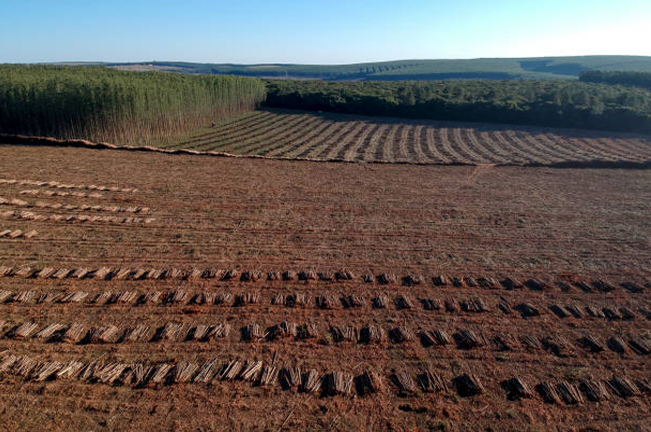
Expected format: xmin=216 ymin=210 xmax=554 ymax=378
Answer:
xmin=1 ymin=0 xmax=650 ymax=64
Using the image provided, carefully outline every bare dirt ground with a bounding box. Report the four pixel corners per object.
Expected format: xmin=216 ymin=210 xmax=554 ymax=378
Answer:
xmin=160 ymin=108 xmax=651 ymax=166
xmin=0 ymin=144 xmax=649 ymax=431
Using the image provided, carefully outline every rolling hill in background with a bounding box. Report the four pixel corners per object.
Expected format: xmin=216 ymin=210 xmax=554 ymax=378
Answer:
xmin=102 ymin=56 xmax=651 ymax=81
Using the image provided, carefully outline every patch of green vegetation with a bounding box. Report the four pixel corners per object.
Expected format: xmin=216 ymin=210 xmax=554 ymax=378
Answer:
xmin=0 ymin=65 xmax=266 ymax=145
xmin=264 ymin=78 xmax=651 ymax=133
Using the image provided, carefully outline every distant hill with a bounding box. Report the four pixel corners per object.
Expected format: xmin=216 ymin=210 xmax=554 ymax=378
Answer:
xmin=102 ymin=56 xmax=651 ymax=81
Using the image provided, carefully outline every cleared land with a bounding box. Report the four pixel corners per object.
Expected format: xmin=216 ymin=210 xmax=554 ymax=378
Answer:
xmin=160 ymin=109 xmax=651 ymax=165
xmin=0 ymin=144 xmax=649 ymax=430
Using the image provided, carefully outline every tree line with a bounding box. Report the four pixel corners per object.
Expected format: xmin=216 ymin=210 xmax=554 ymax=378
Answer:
xmin=0 ymin=65 xmax=266 ymax=145
xmin=580 ymin=70 xmax=651 ymax=89
xmin=264 ymin=79 xmax=651 ymax=133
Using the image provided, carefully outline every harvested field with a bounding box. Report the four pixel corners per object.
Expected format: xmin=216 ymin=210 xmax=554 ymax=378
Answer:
xmin=158 ymin=109 xmax=651 ymax=166
xmin=0 ymin=143 xmax=649 ymax=430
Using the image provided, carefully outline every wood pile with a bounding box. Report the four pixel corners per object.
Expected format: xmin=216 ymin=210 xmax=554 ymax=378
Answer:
xmin=621 ymin=281 xmax=643 ymax=293
xmin=453 ymin=374 xmax=485 ymax=397
xmin=266 ymin=270 xmax=282 ymax=281
xmin=240 ymin=270 xmax=264 ymax=282
xmin=520 ymin=335 xmax=542 ymax=350
xmin=323 ymin=371 xmax=353 ymax=396
xmin=316 ymin=294 xmax=338 ymax=309
xmin=627 ymin=337 xmax=650 ymax=355
xmin=282 ymin=270 xmax=297 ymax=281
xmin=341 ymin=294 xmax=365 ymax=308
xmin=259 ymin=365 xmax=279 ymax=386
xmin=515 ymin=302 xmax=540 ymax=318
xmin=591 ymin=279 xmax=615 ymax=292
xmin=362 ymin=274 xmax=375 ymax=283
xmin=402 ymin=274 xmax=423 ymax=286
xmin=241 ymin=324 xmax=264 ymax=341
xmin=500 ymin=277 xmax=523 ymax=290
xmin=602 ymin=307 xmax=621 ymax=320
xmin=432 ymin=275 xmax=449 ymax=286
xmin=372 ymin=294 xmax=388 ymax=309
xmin=498 ymin=297 xmax=512 ymax=314
xmin=421 ymin=298 xmax=442 ymax=310
xmin=585 ymin=305 xmax=605 ymax=318
xmin=335 ymin=269 xmax=354 ymax=281
xmin=317 ymin=271 xmax=334 ymax=281
xmin=59 ymin=291 xmax=88 ymax=303
xmin=492 ymin=333 xmax=516 ymax=351
xmin=579 ymin=378 xmax=611 ymax=402
xmin=155 ymin=323 xmax=187 ymax=341
xmin=90 ymin=325 xmax=122 ymax=344
xmin=394 ymin=295 xmax=414 ymax=310
xmin=147 ymin=363 xmax=173 ymax=385
xmin=359 ymin=325 xmax=386 ymax=344
xmin=460 ymin=297 xmax=488 ymax=313
xmin=268 ymin=321 xmax=298 ymax=339
xmin=607 ymin=376 xmax=640 ymax=398
xmin=503 ymin=377 xmax=533 ymax=400
xmin=330 ymin=326 xmax=358 ymax=343
xmin=298 ymin=269 xmax=317 ymax=281
xmin=9 ymin=322 xmax=39 ymax=339
xmin=60 ymin=323 xmax=88 ymax=344
xmin=417 ymin=369 xmax=447 ymax=393
xmin=555 ymin=282 xmax=572 ymax=291
xmin=607 ymin=336 xmax=627 ymax=353
xmin=192 ymin=359 xmax=219 ymax=384
xmin=619 ymin=307 xmax=635 ymax=320
xmin=299 ymin=369 xmax=321 ymax=393
xmin=170 ymin=361 xmax=199 ymax=384
xmin=549 ymin=305 xmax=570 ymax=318
xmin=218 ymin=360 xmax=243 ymax=381
xmin=565 ymin=304 xmax=583 ymax=318
xmin=477 ymin=277 xmax=499 ymax=289
xmin=34 ymin=323 xmax=67 ymax=340
xmin=420 ymin=329 xmax=450 ymax=347
xmin=524 ymin=278 xmax=547 ymax=290
xmin=9 ymin=291 xmax=34 ymax=303
xmin=389 ymin=326 xmax=414 ymax=344
xmin=536 ymin=382 xmax=561 ymax=404
xmin=574 ymin=281 xmax=593 ymax=292
xmin=279 ymin=366 xmax=301 ymax=390
xmin=355 ymin=371 xmax=383 ymax=395
xmin=579 ymin=335 xmax=605 ymax=353
xmin=234 ymin=292 xmax=260 ymax=306
xmin=453 ymin=329 xmax=485 ymax=349
xmin=445 ymin=299 xmax=459 ymax=313
xmin=163 ymin=290 xmax=188 ymax=304
xmin=556 ymin=381 xmax=584 ymax=404
xmin=297 ymin=323 xmax=319 ymax=340
xmin=377 ymin=273 xmax=397 ymax=285
xmin=541 ymin=335 xmax=572 ymax=357
xmin=239 ymin=360 xmax=263 ymax=382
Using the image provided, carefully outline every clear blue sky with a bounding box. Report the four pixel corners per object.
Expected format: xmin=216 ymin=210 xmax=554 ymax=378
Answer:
xmin=1 ymin=0 xmax=650 ymax=64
